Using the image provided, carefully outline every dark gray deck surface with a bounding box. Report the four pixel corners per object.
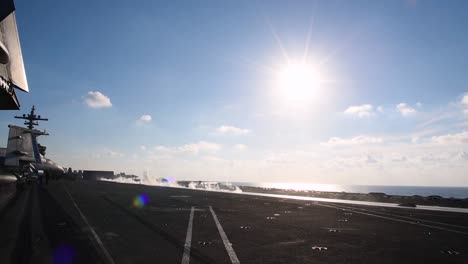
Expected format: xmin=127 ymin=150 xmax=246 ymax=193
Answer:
xmin=1 ymin=180 xmax=467 ymax=264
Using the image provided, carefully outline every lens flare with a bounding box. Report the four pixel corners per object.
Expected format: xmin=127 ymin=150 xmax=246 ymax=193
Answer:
xmin=167 ymin=176 xmax=175 ymax=184
xmin=132 ymin=194 xmax=149 ymax=208
xmin=53 ymin=244 xmax=76 ymax=264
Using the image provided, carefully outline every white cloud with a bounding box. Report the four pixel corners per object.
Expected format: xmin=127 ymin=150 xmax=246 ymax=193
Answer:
xmin=140 ymin=145 xmax=147 ymax=151
xmin=92 ymin=149 xmax=124 ymax=158
xmin=416 ymin=102 xmax=423 ymax=108
xmin=324 ymin=154 xmax=381 ymax=168
xmin=364 ymin=154 xmax=378 ymax=164
xmin=390 ymin=153 xmax=408 ymax=162
xmin=71 ymin=92 xmax=468 ymax=186
xmin=416 ymin=152 xmax=455 ymax=163
xmin=106 ymin=150 xmax=124 ymax=158
xmin=215 ymin=125 xmax=251 ymax=136
xmin=138 ymin=114 xmax=152 ymax=122
xmin=431 ymin=131 xmax=468 ymax=145
xmin=146 ymin=153 xmax=173 ymax=162
xmin=396 ymin=103 xmax=416 ymax=116
xmin=202 ymin=155 xmax=226 ymax=162
xmin=461 ymin=94 xmax=468 ymax=105
xmin=461 ymin=94 xmax=468 ymax=116
xmin=83 ymin=91 xmax=112 ymax=108
xmin=323 ymin=136 xmax=384 ymax=146
xmin=154 ymin=141 xmax=221 ymax=154
xmin=154 ymin=145 xmax=173 ymax=152
xmin=344 ymin=104 xmax=374 ymax=118
xmin=234 ymin=144 xmax=247 ymax=151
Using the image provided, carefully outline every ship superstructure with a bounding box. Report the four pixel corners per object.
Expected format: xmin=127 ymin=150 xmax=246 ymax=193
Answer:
xmin=0 ymin=106 xmax=64 ymax=186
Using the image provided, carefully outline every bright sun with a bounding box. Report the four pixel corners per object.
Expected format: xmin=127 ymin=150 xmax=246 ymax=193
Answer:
xmin=275 ymin=61 xmax=322 ymax=107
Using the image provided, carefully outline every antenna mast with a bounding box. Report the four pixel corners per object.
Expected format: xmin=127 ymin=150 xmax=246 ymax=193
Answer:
xmin=14 ymin=105 xmax=48 ymax=129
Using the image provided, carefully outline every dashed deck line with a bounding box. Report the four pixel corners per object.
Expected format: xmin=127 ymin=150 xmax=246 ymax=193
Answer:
xmin=330 ymin=203 xmax=468 ymax=230
xmin=316 ymin=202 xmax=468 ymax=236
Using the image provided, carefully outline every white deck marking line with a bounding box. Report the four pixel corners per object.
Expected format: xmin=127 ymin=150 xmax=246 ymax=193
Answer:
xmin=209 ymin=206 xmax=240 ymax=264
xmin=62 ymin=184 xmax=116 ymax=264
xmin=181 ymin=206 xmax=195 ymax=264
xmin=316 ymin=203 xmax=468 ymax=236
xmin=332 ymin=203 xmax=468 ymax=230
xmin=159 ymin=185 xmax=468 ymax=213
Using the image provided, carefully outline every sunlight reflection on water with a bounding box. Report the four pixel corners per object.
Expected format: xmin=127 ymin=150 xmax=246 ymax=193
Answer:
xmin=236 ymin=182 xmax=468 ymax=199
xmin=260 ymin=182 xmax=341 ymax=193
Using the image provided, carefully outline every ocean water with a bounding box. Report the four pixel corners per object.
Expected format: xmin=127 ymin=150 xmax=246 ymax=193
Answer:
xmin=233 ymin=182 xmax=468 ymax=199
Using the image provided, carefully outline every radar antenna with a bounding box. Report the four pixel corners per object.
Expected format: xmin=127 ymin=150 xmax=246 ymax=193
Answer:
xmin=14 ymin=105 xmax=48 ymax=129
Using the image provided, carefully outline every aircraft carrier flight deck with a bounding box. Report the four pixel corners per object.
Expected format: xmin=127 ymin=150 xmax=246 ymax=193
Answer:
xmin=1 ymin=180 xmax=467 ymax=264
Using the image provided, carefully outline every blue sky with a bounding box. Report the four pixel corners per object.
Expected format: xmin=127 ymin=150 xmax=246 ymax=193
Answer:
xmin=1 ymin=0 xmax=468 ymax=186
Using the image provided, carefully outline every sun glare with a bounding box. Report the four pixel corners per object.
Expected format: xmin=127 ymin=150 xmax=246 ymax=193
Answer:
xmin=275 ymin=61 xmax=322 ymax=107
